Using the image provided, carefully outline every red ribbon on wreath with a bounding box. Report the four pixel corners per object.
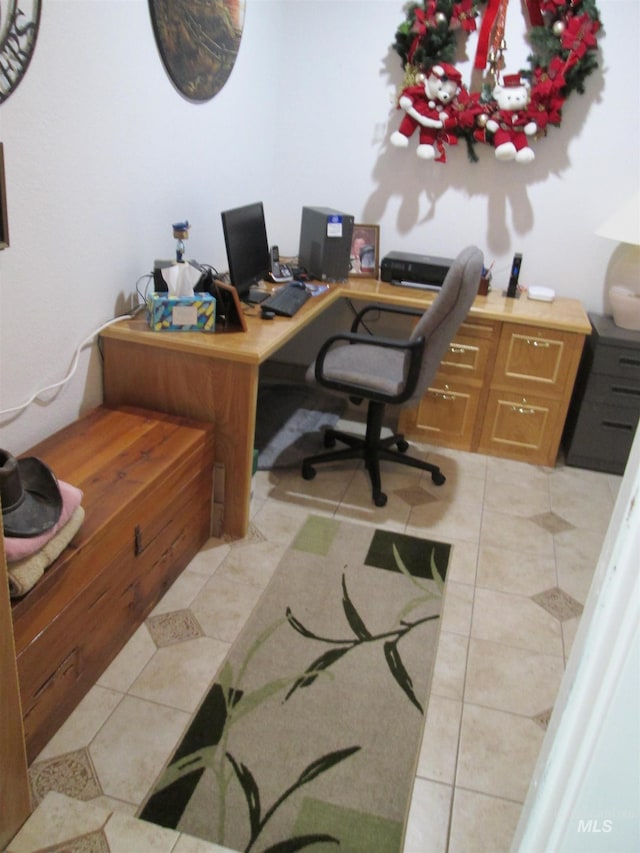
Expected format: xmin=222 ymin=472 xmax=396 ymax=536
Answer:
xmin=525 ymin=0 xmax=543 ymax=27
xmin=474 ymin=0 xmax=505 ymax=69
xmin=475 ymin=0 xmax=543 ymax=70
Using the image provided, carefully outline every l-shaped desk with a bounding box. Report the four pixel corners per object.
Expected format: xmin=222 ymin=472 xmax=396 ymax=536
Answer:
xmin=101 ymin=278 xmax=590 ymax=539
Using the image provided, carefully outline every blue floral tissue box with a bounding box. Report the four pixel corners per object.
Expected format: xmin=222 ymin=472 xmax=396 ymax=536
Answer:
xmin=147 ymin=293 xmax=216 ymax=332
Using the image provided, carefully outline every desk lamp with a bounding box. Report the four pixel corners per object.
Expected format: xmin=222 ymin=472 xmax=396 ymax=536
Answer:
xmin=596 ymin=194 xmax=640 ymax=330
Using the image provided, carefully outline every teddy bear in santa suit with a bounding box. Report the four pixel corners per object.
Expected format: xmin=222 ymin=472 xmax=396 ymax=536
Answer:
xmin=390 ymin=63 xmax=462 ymax=160
xmin=485 ymin=73 xmax=538 ymax=163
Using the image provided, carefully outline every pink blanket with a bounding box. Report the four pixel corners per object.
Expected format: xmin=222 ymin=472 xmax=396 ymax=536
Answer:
xmin=4 ymin=480 xmax=84 ymax=562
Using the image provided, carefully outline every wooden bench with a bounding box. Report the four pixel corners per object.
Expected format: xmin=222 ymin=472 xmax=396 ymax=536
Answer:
xmin=9 ymin=405 xmax=215 ymax=762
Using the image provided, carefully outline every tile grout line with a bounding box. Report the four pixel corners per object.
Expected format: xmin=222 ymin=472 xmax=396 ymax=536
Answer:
xmin=442 ymin=461 xmax=487 ymax=852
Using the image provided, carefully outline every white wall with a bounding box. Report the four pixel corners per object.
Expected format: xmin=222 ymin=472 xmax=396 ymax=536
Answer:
xmin=513 ymin=427 xmax=640 ymax=852
xmin=1 ymin=0 xmax=639 ymax=453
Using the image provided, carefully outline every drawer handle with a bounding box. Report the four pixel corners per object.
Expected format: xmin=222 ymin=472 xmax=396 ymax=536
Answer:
xmin=526 ymin=339 xmax=550 ymax=348
xmin=511 ymin=404 xmax=536 ymax=415
xmin=611 ymin=385 xmax=640 ymax=398
xmin=432 ymin=390 xmax=456 ymax=401
xmin=449 ymin=345 xmax=466 ymax=354
xmin=602 ymin=420 xmax=634 ymax=432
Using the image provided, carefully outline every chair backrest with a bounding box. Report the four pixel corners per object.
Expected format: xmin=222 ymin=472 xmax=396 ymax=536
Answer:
xmin=405 ymin=245 xmax=484 ymax=406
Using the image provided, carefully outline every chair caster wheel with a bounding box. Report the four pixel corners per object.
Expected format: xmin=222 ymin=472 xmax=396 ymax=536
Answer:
xmin=323 ymin=432 xmax=336 ymax=449
xmin=373 ymin=490 xmax=388 ymax=507
xmin=431 ymin=471 xmax=446 ymax=486
xmin=302 ymin=464 xmax=316 ymax=481
xmin=396 ymin=439 xmax=409 ymax=453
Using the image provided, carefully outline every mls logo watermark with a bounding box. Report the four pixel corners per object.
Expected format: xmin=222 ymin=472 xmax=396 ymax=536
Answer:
xmin=578 ymin=819 xmax=614 ymax=833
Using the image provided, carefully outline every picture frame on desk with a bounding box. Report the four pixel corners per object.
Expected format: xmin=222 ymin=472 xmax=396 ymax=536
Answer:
xmin=212 ymin=279 xmax=247 ymax=332
xmin=349 ymin=224 xmax=379 ymax=277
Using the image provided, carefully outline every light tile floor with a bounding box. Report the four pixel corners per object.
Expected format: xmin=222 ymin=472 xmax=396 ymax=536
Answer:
xmin=8 ymin=425 xmax=621 ymax=853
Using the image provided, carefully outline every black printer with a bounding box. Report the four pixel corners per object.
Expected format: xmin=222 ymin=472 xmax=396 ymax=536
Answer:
xmin=380 ymin=251 xmax=453 ymax=291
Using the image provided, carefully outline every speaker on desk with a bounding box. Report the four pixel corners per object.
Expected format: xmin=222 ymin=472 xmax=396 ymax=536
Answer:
xmin=298 ymin=206 xmax=354 ymax=282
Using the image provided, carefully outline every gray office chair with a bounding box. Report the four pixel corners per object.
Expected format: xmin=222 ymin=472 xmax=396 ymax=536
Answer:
xmin=301 ymin=245 xmax=484 ymax=506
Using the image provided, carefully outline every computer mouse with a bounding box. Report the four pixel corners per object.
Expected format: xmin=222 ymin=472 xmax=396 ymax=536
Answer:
xmin=261 ymin=309 xmax=276 ymax=320
xmin=291 ymin=281 xmax=307 ymax=289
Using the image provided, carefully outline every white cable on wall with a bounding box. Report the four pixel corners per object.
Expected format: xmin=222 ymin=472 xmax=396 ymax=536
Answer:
xmin=0 ymin=312 xmax=141 ymax=419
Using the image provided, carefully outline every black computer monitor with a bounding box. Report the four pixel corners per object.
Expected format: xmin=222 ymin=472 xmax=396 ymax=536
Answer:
xmin=221 ymin=201 xmax=270 ymax=301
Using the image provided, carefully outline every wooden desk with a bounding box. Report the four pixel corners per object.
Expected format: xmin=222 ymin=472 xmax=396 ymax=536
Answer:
xmin=102 ymin=286 xmax=342 ymax=540
xmin=101 ymin=281 xmax=590 ymax=539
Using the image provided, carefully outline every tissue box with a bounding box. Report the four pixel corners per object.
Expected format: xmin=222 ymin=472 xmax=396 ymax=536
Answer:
xmin=147 ymin=293 xmax=216 ymax=332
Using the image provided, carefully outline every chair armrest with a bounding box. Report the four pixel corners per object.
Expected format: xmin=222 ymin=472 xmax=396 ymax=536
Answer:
xmin=350 ymin=303 xmax=423 ymax=334
xmin=314 ymin=332 xmax=425 ymax=404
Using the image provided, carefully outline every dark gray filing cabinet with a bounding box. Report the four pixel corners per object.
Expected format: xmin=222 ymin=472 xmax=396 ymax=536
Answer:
xmin=563 ymin=313 xmax=640 ymax=474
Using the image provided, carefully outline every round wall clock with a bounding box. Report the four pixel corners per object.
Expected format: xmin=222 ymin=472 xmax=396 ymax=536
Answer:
xmin=149 ymin=0 xmax=245 ymax=102
xmin=0 ymin=0 xmax=42 ymax=103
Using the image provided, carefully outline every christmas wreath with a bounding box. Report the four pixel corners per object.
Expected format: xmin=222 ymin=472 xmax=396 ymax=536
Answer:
xmin=391 ymin=0 xmax=602 ymax=163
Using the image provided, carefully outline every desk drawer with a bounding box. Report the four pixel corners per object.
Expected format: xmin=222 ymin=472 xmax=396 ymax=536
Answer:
xmin=591 ymin=344 xmax=640 ymax=382
xmin=399 ymin=319 xmax=497 ymax=450
xmin=582 ymin=373 xmax=640 ymax=411
xmin=564 ymin=401 xmax=638 ymax=475
xmin=478 ymin=389 xmax=565 ymax=466
xmin=401 ymin=380 xmax=483 ymax=450
xmin=492 ymin=323 xmax=582 ymax=399
xmin=438 ymin=319 xmax=498 ymax=382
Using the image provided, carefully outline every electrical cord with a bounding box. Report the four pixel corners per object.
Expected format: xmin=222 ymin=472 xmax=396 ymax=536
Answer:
xmin=0 ymin=312 xmax=141 ymax=419
xmin=136 ymin=272 xmax=154 ymax=304
xmin=2 ymin=259 xmax=231 ymax=420
xmin=1 ymin=260 xmax=224 ymax=420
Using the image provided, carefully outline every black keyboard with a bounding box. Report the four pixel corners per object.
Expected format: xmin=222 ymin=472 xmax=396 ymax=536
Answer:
xmin=260 ymin=283 xmax=311 ymax=317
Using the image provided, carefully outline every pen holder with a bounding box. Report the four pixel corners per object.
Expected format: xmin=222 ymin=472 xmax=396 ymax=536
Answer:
xmin=478 ymin=275 xmax=491 ymax=296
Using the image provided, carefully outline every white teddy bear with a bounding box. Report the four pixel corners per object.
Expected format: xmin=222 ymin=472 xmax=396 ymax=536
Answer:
xmin=485 ymin=74 xmax=538 ymax=164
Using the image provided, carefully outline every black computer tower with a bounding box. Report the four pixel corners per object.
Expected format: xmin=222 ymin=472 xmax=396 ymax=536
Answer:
xmin=298 ymin=206 xmax=354 ymax=281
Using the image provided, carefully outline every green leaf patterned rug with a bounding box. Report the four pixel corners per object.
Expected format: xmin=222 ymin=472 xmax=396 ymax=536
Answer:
xmin=139 ymin=515 xmax=451 ymax=853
